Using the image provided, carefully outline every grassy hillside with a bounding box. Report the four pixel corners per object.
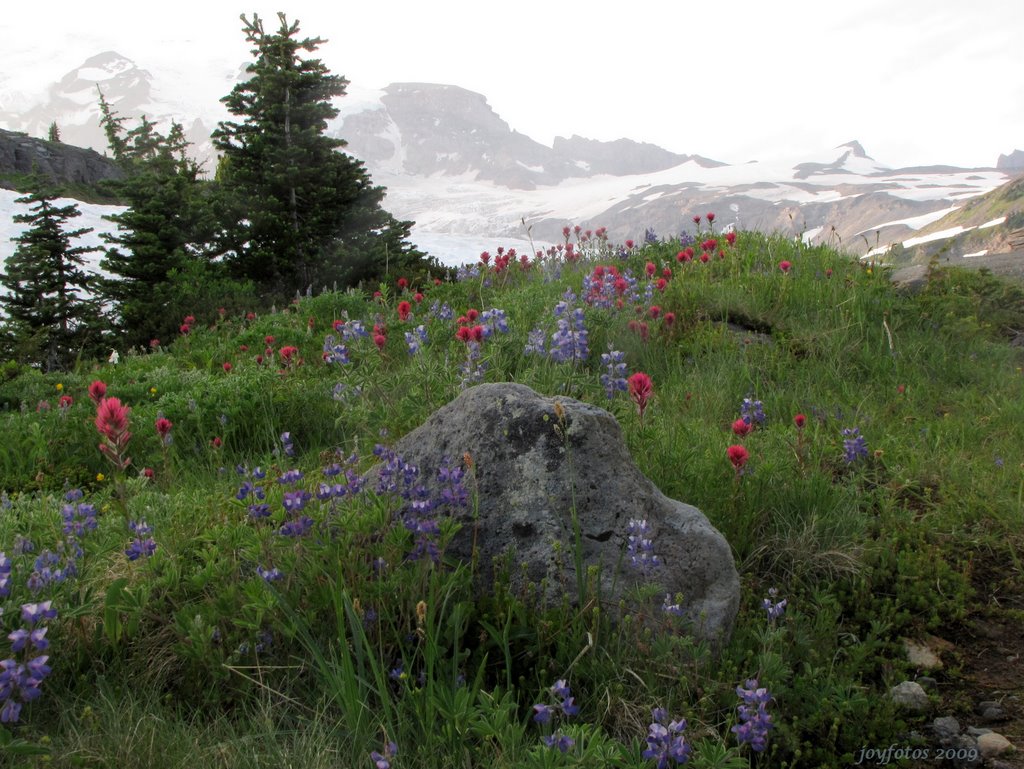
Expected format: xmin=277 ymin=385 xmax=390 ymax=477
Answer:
xmin=1 ymin=225 xmax=1022 ymax=767
xmin=886 ymin=175 xmax=1024 ymax=265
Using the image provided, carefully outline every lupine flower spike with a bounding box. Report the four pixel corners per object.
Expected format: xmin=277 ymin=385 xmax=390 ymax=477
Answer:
xmin=732 ymin=679 xmax=774 ymax=752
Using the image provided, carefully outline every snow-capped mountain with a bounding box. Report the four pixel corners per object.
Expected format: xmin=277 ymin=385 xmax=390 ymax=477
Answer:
xmin=1 ymin=51 xmax=1019 ymax=269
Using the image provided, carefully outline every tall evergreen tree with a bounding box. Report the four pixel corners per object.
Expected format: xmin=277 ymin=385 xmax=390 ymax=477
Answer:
xmin=0 ymin=179 xmax=100 ymax=370
xmin=47 ymin=122 xmax=61 ymax=143
xmin=96 ymin=101 xmax=217 ymax=347
xmin=211 ymin=12 xmax=423 ymax=293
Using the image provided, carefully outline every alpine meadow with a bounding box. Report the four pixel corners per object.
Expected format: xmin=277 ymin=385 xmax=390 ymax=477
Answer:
xmin=1 ymin=12 xmax=1023 ymax=769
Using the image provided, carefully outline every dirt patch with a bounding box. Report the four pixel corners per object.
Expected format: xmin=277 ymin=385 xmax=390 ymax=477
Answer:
xmin=934 ymin=557 xmax=1024 ymax=766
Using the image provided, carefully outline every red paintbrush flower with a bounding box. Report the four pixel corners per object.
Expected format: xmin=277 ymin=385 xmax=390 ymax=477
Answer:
xmin=628 ymin=372 xmax=653 ymax=421
xmin=727 ymin=444 xmax=749 ymax=469
xmin=732 ymin=418 xmax=753 ymax=437
xmin=88 ymin=380 xmax=107 ymax=404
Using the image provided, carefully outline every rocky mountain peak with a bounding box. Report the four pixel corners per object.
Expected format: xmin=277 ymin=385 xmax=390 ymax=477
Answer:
xmin=839 ymin=140 xmax=870 ymax=159
xmin=997 ymin=149 xmax=1024 ymax=173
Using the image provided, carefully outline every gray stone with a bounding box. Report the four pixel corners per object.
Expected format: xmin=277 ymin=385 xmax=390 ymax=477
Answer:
xmin=977 ymin=700 xmax=1007 ymax=722
xmin=932 ymin=716 xmax=960 ymax=742
xmin=977 ymin=732 xmax=1014 ymax=759
xmin=917 ymin=675 xmax=938 ymax=691
xmin=967 ymin=727 xmax=992 ymax=737
xmin=888 ymin=681 xmax=931 ymax=712
xmin=372 ymin=383 xmax=741 ymax=644
xmin=981 ymin=706 xmax=1007 ymax=722
xmin=949 ymin=735 xmax=982 ymax=768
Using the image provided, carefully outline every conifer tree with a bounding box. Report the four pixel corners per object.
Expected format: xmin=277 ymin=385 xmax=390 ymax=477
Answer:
xmin=0 ymin=179 xmax=100 ymax=370
xmin=97 ymin=87 xmax=128 ymax=163
xmin=97 ymin=107 xmax=216 ymax=347
xmin=47 ymin=122 xmax=61 ymax=143
xmin=211 ymin=12 xmax=423 ymax=293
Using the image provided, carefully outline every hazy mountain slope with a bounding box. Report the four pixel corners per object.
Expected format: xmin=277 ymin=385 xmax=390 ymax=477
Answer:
xmin=1 ymin=51 xmax=1017 ymax=265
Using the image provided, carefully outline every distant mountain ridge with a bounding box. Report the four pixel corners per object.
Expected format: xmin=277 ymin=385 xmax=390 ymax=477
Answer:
xmin=0 ymin=51 xmax=1019 ymax=262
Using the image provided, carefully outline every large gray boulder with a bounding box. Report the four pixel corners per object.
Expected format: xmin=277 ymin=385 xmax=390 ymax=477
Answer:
xmin=381 ymin=382 xmax=740 ymax=644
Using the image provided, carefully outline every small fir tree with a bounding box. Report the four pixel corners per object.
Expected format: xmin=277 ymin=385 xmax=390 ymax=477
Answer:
xmin=0 ymin=178 xmax=100 ymax=370
xmin=47 ymin=122 xmax=61 ymax=143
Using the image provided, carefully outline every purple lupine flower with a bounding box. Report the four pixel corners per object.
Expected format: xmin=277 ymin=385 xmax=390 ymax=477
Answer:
xmin=549 ymin=307 xmax=589 ymax=363
xmin=7 ymin=629 xmax=29 ymax=653
xmin=236 ymin=480 xmax=266 ymax=502
xmin=278 ymin=469 xmax=304 ymax=486
xmin=257 ymin=566 xmax=284 ymax=583
xmin=333 ymin=382 xmax=363 ymax=402
xmin=62 ymin=500 xmax=98 ymax=538
xmin=278 ymin=516 xmax=314 ymax=537
xmin=370 ymin=741 xmax=398 ymax=769
xmin=459 ymin=341 xmax=487 ymax=389
xmin=429 ymin=301 xmax=453 ymax=321
xmin=600 ymin=348 xmax=628 ymax=399
xmin=534 ymin=678 xmax=580 ymax=726
xmin=125 ymin=521 xmax=157 ymax=561
xmin=762 ymin=587 xmax=787 ymax=621
xmin=248 ymin=503 xmax=271 ymax=519
xmin=732 ymin=679 xmax=774 ymax=752
xmin=0 ymin=553 xmax=13 ymax=598
xmin=280 ymin=432 xmax=295 ymax=458
xmin=404 ymin=325 xmax=428 ymax=355
xmin=480 ymin=308 xmax=509 ymax=336
xmin=282 ymin=490 xmax=312 ymax=513
xmin=437 ymin=460 xmax=469 ymax=509
xmin=339 ymin=320 xmax=369 ymax=341
xmin=662 ymin=594 xmax=685 ymax=617
xmin=542 ymin=732 xmax=576 ymax=753
xmin=20 ymin=601 xmax=57 ymax=625
xmin=524 ymin=327 xmax=547 ymax=356
xmin=842 ymin=427 xmax=869 ymax=463
xmin=741 ymin=397 xmax=766 ymax=426
xmin=322 ymin=334 xmax=350 ymax=365
xmin=27 ymin=550 xmax=76 ymax=593
xmin=643 ymin=708 xmax=691 ymax=767
xmin=532 ymin=703 xmax=554 ymax=724
xmin=626 ymin=519 xmax=661 ymax=574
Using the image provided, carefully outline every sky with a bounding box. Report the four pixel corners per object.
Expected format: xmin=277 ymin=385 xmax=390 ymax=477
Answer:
xmin=2 ymin=0 xmax=1022 ymax=169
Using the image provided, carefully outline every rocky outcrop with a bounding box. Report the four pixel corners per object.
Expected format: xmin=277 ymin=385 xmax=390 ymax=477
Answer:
xmin=371 ymin=383 xmax=741 ymax=644
xmin=997 ymin=149 xmax=1024 ymax=173
xmin=0 ymin=128 xmax=124 ymax=188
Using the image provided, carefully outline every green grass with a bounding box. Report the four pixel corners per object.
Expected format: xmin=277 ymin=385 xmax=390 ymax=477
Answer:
xmin=1 ymin=228 xmax=1022 ymax=767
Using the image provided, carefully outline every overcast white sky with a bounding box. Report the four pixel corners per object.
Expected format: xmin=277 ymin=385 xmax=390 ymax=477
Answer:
xmin=3 ymin=0 xmax=1021 ymax=168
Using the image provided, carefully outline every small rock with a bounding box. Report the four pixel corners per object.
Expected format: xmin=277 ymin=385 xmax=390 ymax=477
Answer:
xmin=967 ymin=726 xmax=992 ymax=737
xmin=977 ymin=732 xmax=1014 ymax=759
xmin=904 ymin=638 xmax=944 ymax=670
xmin=889 ymin=681 xmax=930 ymax=712
xmin=932 ymin=716 xmax=960 ymax=742
xmin=950 ymin=735 xmax=983 ymax=768
xmin=976 ymin=700 xmax=1008 ymax=722
xmin=917 ymin=675 xmax=939 ymax=691
xmin=981 ymin=705 xmax=1007 ymax=722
